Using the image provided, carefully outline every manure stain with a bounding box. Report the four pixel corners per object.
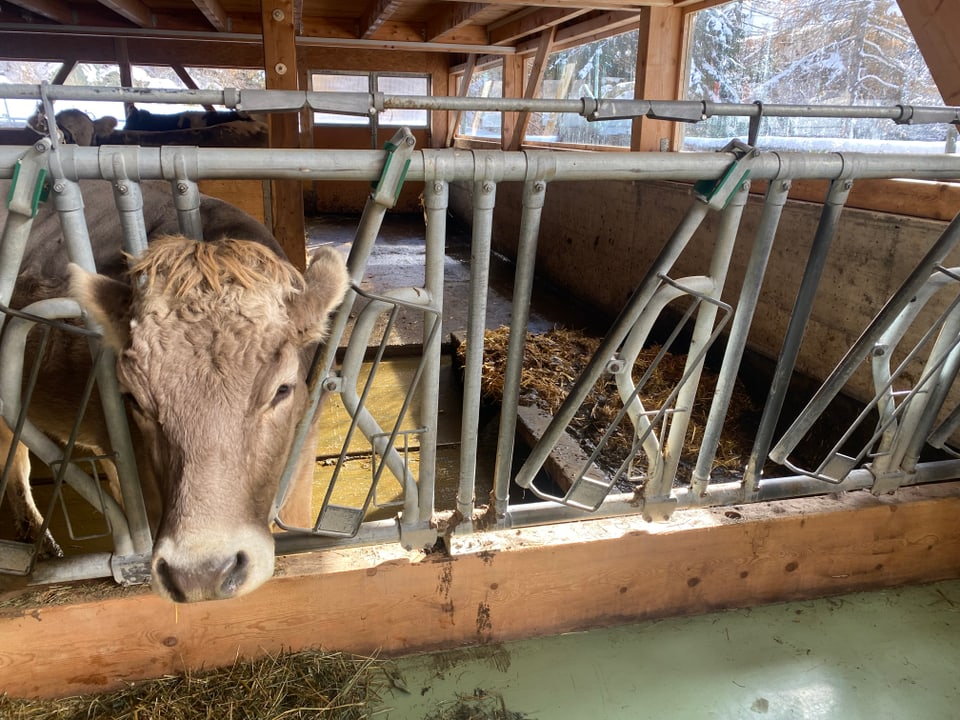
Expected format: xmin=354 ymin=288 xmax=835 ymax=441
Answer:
xmin=437 ymin=563 xmax=453 ymax=600
xmin=476 ymin=601 xmax=493 ymax=636
xmin=751 ymin=697 xmax=770 ymax=714
xmin=430 ymin=644 xmax=512 ymax=675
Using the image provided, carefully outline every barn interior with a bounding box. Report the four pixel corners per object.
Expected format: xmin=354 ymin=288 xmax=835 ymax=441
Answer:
xmin=1 ymin=0 xmax=960 ymax=715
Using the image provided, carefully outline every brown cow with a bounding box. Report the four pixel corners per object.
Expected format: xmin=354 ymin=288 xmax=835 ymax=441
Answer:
xmin=1 ymin=179 xmax=348 ymax=602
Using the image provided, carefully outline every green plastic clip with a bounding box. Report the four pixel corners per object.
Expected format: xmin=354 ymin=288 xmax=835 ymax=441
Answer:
xmin=372 ymin=127 xmax=415 ymax=209
xmin=7 ymin=146 xmax=51 ymax=218
xmin=693 ymin=139 xmax=755 ymax=210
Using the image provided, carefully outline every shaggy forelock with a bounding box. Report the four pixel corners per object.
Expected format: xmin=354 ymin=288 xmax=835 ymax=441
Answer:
xmin=130 ymin=235 xmax=303 ymax=300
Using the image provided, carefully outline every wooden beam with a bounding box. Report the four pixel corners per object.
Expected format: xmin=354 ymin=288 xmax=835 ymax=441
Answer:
xmin=549 ymin=10 xmax=645 ymax=48
xmin=171 ymin=65 xmax=217 ymax=112
xmin=488 ymin=7 xmax=587 ymax=46
xmin=3 ymin=483 xmax=959 ymax=699
xmin=50 ymin=60 xmax=77 ymax=85
xmin=261 ymin=0 xmax=306 ymax=272
xmin=4 ymin=0 xmax=73 ymax=24
xmin=95 ymin=0 xmax=154 ymax=27
xmin=501 ymin=54 xmax=522 ymax=150
xmin=897 ymin=0 xmax=960 ymax=105
xmin=508 ymin=26 xmax=555 ymax=150
xmin=190 ymin=0 xmax=228 ymax=32
xmin=446 ymin=53 xmax=476 ymax=147
xmin=448 ymin=0 xmax=673 ymax=8
xmin=426 ymin=1 xmax=487 ymax=43
xmin=359 ymin=0 xmax=403 ymax=40
xmin=632 ymin=6 xmax=684 ymax=151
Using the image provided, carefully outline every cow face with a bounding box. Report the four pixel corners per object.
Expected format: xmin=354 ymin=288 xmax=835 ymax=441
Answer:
xmin=71 ymin=236 xmax=348 ymax=602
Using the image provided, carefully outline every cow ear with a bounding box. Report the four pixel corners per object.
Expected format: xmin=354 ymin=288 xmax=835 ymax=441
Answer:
xmin=68 ymin=264 xmax=133 ymax=351
xmin=289 ymin=247 xmax=349 ymax=345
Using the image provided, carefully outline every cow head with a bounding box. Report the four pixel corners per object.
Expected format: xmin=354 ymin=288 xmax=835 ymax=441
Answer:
xmin=70 ymin=236 xmax=349 ymax=602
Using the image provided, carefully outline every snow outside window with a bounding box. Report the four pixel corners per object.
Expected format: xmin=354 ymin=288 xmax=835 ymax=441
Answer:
xmin=457 ymin=65 xmax=502 ymax=139
xmin=528 ymin=30 xmax=638 ymax=148
xmin=683 ymin=0 xmax=956 ymax=154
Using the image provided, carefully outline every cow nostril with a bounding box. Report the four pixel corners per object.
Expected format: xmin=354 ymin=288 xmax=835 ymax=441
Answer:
xmin=219 ymin=551 xmax=249 ymax=598
xmin=154 ymin=557 xmax=188 ymax=604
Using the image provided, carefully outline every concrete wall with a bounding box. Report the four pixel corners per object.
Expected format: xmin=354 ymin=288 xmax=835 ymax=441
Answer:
xmin=449 ymin=178 xmax=955 ymax=407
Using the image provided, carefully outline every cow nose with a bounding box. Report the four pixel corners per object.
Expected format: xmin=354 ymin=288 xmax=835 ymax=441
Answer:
xmin=154 ymin=551 xmax=250 ymax=603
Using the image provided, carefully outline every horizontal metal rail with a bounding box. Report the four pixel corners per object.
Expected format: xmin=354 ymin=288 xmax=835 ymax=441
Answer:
xmin=1 ymin=84 xmax=958 ymax=126
xmin=2 ymin=146 xmax=959 ymax=186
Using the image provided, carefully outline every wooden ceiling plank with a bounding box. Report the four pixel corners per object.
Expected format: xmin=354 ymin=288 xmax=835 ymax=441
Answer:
xmin=489 ymin=6 xmax=588 ymax=46
xmin=5 ymin=0 xmax=73 ymax=24
xmin=360 ymin=0 xmax=404 ymax=40
xmin=448 ymin=0 xmax=671 ymax=8
xmin=426 ymin=2 xmax=488 ymax=43
xmin=190 ymin=0 xmax=228 ymax=32
xmin=95 ymin=0 xmax=154 ymax=27
xmin=543 ymin=9 xmax=645 ymax=49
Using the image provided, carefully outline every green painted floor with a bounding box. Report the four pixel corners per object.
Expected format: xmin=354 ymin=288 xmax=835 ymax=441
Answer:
xmin=371 ymin=579 xmax=960 ymax=720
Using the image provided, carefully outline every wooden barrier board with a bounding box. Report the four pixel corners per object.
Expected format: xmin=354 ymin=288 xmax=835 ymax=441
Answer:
xmin=2 ymin=482 xmax=960 ymax=699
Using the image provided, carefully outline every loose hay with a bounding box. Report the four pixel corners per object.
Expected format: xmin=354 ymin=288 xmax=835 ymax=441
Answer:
xmin=458 ymin=327 xmax=758 ymax=484
xmin=0 ymin=649 xmax=385 ymax=720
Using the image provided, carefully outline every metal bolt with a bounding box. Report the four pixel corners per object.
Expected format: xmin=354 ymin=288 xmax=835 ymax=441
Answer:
xmin=323 ymin=379 xmax=339 ymax=392
xmin=534 ymin=181 xmax=546 ymax=192
xmin=482 ymin=181 xmax=494 ymax=193
xmin=176 ymin=182 xmax=189 ymax=194
xmin=33 ymin=142 xmax=47 ymax=153
xmin=52 ymin=181 xmax=64 ymax=193
xmin=272 ymin=8 xmax=284 ymax=21
xmin=116 ymin=183 xmax=128 ymax=195
xmin=433 ymin=181 xmax=444 ymax=193
xmin=404 ymin=135 xmax=415 ymax=146
xmin=779 ymin=180 xmax=791 ymax=192
xmin=275 ymin=62 xmax=287 ymax=76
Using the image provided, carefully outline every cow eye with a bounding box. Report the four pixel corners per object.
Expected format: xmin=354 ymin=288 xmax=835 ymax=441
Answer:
xmin=272 ymin=383 xmax=293 ymax=406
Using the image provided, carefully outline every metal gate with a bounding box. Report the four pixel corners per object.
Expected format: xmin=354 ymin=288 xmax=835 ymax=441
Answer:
xmin=1 ymin=84 xmax=960 ymax=587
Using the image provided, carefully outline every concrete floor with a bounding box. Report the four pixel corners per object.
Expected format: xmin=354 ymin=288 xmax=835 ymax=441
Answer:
xmin=372 ymin=579 xmax=960 ymax=720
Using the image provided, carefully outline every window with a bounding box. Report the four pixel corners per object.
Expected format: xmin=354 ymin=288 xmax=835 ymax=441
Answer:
xmin=683 ymin=0 xmax=955 ymax=154
xmin=311 ymin=72 xmax=429 ymax=127
xmin=0 ymin=61 xmax=264 ymax=128
xmin=456 ymin=64 xmax=502 ymax=139
xmin=528 ymin=30 xmax=638 ymax=147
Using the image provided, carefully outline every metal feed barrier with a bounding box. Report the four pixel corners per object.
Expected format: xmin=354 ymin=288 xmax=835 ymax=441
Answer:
xmin=1 ymin=85 xmax=959 ymax=586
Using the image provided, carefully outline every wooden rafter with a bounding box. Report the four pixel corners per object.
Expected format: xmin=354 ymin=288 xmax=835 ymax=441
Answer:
xmin=51 ymin=60 xmax=77 ymax=85
xmin=191 ymin=0 xmax=228 ymax=31
xmin=95 ymin=0 xmax=153 ymax=27
xmin=172 ymin=64 xmax=217 ymax=111
xmin=4 ymin=0 xmax=73 ymax=24
xmin=550 ymin=10 xmax=645 ymax=48
xmin=360 ymin=0 xmax=404 ymax=39
xmin=508 ymin=25 xmax=556 ymax=150
xmin=446 ymin=52 xmax=476 ymax=146
xmin=426 ymin=2 xmax=487 ymax=43
xmin=489 ymin=6 xmax=588 ymax=46
xmin=897 ymin=0 xmax=960 ymax=106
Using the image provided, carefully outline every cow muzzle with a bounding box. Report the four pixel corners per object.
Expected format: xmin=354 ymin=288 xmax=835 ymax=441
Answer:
xmin=151 ymin=526 xmax=275 ymax=603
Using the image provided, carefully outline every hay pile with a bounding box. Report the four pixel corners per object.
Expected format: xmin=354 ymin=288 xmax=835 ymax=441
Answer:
xmin=458 ymin=327 xmax=758 ymax=484
xmin=0 ymin=650 xmax=384 ymax=720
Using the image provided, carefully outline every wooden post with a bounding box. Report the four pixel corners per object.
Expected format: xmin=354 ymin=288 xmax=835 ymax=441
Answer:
xmin=632 ymin=6 xmax=685 ymax=152
xmin=501 ymin=54 xmax=523 ymax=150
xmin=508 ymin=27 xmax=556 ymax=151
xmin=261 ymin=0 xmax=307 ymax=271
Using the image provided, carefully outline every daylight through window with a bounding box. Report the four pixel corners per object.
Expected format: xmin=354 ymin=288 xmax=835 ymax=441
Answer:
xmin=683 ymin=0 xmax=954 ymax=153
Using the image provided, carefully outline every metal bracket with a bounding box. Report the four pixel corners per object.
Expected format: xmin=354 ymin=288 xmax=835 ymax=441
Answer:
xmin=372 ymin=127 xmax=415 ymax=208
xmin=748 ymin=101 xmax=764 ymax=146
xmin=397 ymin=518 xmax=438 ymax=551
xmin=111 ymin=552 xmax=152 ymax=586
xmin=589 ymin=99 xmax=705 ymax=124
xmin=693 ymin=139 xmax=757 ymax=210
xmin=640 ymin=495 xmax=679 ymax=523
